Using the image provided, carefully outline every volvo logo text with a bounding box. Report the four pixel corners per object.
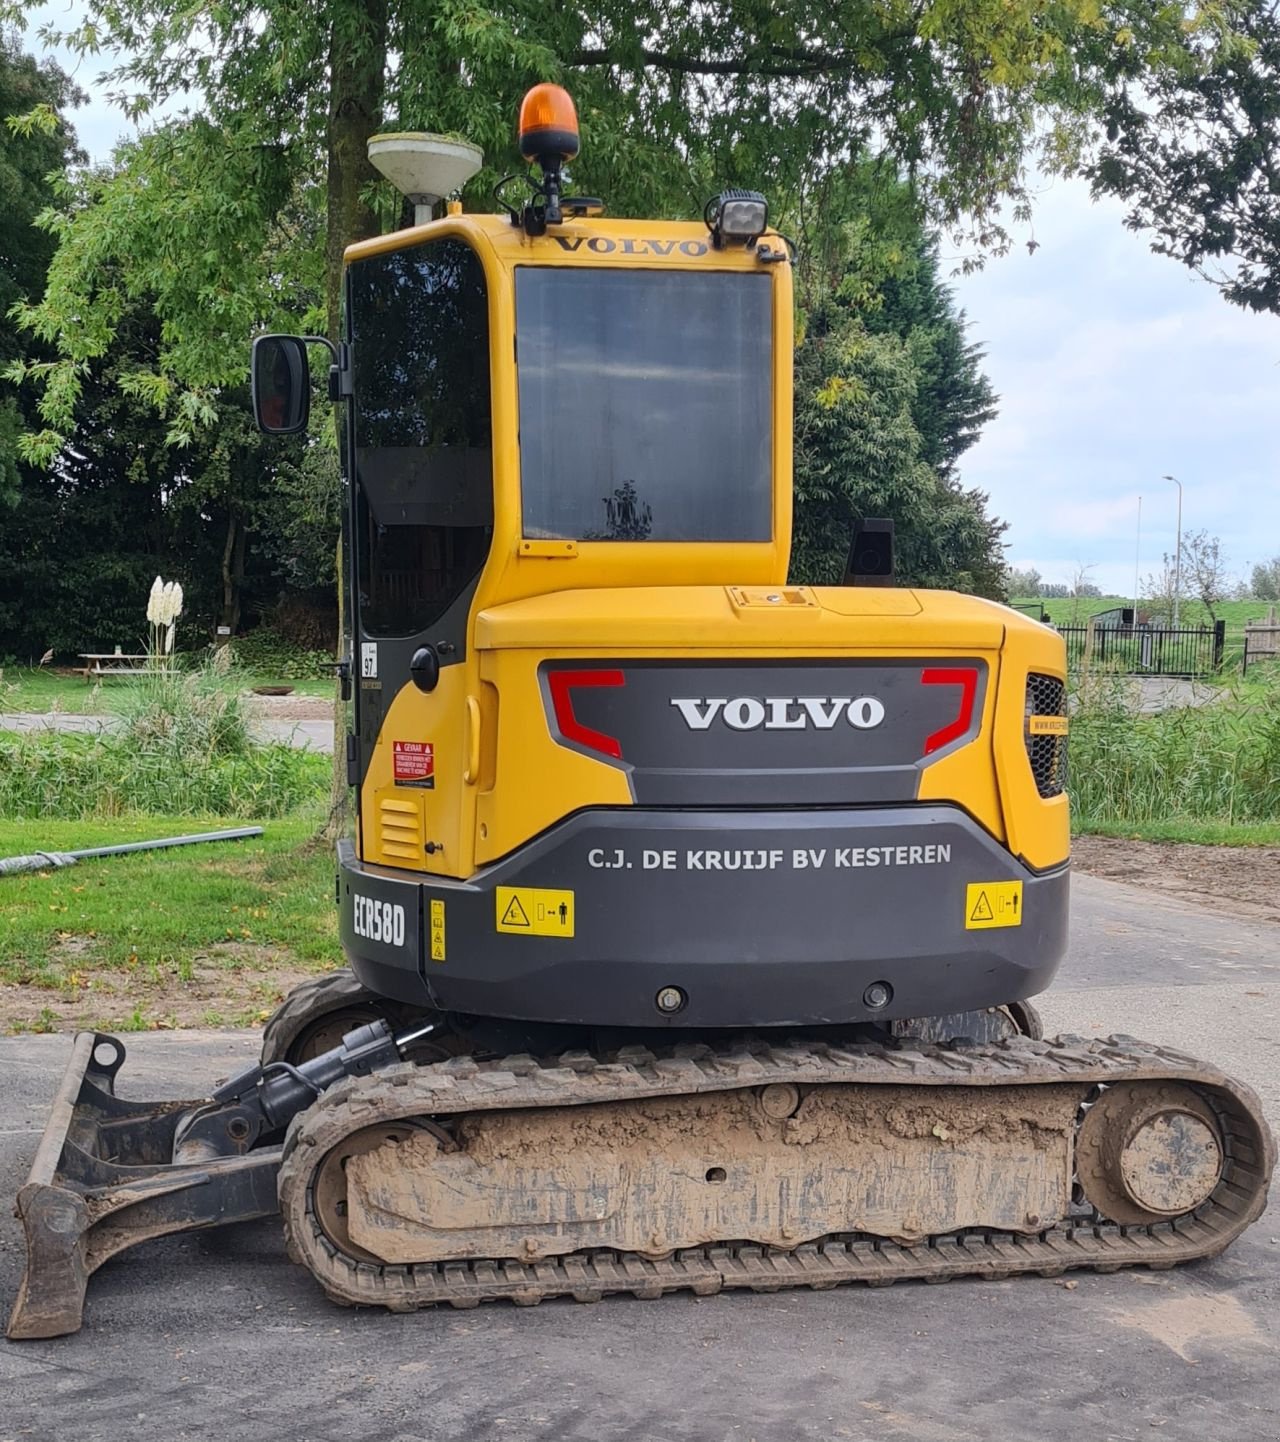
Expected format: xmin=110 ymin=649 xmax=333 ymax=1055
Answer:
xmin=669 ymin=697 xmax=886 ymax=731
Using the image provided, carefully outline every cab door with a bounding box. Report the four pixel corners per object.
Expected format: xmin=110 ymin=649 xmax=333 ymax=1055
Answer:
xmin=345 ymin=236 xmax=494 ymax=876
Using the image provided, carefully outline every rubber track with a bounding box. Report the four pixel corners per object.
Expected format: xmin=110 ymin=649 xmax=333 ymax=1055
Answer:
xmin=260 ymin=971 xmax=377 ymax=1066
xmin=278 ymin=1034 xmax=1274 ymax=1311
xmin=260 ymin=970 xmax=428 ymax=1067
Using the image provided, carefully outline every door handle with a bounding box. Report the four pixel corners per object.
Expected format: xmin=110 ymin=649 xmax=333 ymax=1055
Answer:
xmin=463 ymin=696 xmax=481 ymax=785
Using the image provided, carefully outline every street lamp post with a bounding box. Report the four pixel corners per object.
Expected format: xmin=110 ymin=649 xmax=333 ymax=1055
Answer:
xmin=1133 ymin=494 xmax=1142 ymax=617
xmin=1162 ymin=474 xmax=1183 ymax=627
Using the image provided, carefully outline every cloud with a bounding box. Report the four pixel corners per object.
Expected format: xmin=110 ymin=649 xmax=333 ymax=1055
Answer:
xmin=26 ymin=2 xmax=194 ymax=163
xmin=1046 ymin=495 xmax=1142 ymax=541
xmin=953 ymin=178 xmax=1280 ymax=594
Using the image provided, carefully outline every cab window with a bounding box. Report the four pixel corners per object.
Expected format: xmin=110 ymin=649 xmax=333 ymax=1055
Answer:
xmin=349 ymin=238 xmax=493 ymax=638
xmin=515 ymin=267 xmax=772 ymax=542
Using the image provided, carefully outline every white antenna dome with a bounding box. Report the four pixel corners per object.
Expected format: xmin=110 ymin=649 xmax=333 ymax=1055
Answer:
xmin=367 ymin=133 xmax=484 ymax=225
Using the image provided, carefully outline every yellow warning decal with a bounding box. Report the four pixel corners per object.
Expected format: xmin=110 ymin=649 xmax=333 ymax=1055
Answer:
xmin=1028 ymin=715 xmax=1069 ymax=735
xmin=496 ymin=886 xmax=575 ymax=938
xmin=965 ymin=881 xmax=1023 ymax=930
xmin=430 ymin=899 xmax=446 ymax=963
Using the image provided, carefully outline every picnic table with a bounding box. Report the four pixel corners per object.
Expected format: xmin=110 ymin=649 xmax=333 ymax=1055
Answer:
xmin=77 ymin=652 xmax=156 ymax=681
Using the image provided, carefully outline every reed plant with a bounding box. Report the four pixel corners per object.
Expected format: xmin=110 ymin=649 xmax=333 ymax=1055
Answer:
xmin=1068 ymin=667 xmax=1280 ymax=828
xmin=0 ymin=729 xmax=326 ymax=819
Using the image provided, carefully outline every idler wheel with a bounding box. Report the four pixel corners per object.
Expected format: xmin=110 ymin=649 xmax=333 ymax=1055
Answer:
xmin=311 ymin=1121 xmax=446 ymax=1263
xmin=1077 ymin=1082 xmax=1223 ymax=1226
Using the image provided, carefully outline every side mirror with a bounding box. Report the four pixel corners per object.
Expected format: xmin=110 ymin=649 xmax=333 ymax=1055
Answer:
xmin=251 ymin=334 xmax=311 ymax=435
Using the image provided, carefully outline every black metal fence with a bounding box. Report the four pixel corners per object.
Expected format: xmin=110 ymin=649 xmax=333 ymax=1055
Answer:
xmin=1057 ymin=620 xmax=1226 ymax=677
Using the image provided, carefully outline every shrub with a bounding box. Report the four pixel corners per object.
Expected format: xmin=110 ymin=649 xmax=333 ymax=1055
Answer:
xmin=229 ymin=627 xmax=332 ymax=680
xmin=0 ymin=730 xmax=327 ymax=819
xmin=1069 ymin=670 xmax=1280 ymax=827
xmin=114 ymin=662 xmax=256 ymax=759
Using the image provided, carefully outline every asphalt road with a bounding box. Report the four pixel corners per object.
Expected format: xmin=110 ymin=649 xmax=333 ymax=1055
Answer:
xmin=2 ymin=874 xmax=1279 ymax=1442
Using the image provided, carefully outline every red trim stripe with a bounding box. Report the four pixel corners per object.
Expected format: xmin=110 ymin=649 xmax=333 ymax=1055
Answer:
xmin=920 ymin=667 xmax=979 ymax=755
xmin=548 ymin=669 xmax=626 ymax=759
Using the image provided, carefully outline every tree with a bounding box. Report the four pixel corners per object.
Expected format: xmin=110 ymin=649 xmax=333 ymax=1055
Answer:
xmin=1141 ymin=554 xmax=1179 ymax=624
xmin=1181 ymin=529 xmax=1230 ymax=623
xmin=863 ymin=238 xmax=998 ymax=483
xmin=791 ymin=294 xmax=1006 ymax=597
xmin=0 ymin=37 xmax=82 ymax=508
xmin=5 ymin=0 xmax=1259 ymax=815
xmin=1251 ymin=556 xmax=1280 ymax=600
xmin=0 ymin=299 xmax=309 ymax=659
xmin=787 ymin=161 xmax=1006 ymax=597
xmin=1006 ymin=566 xmax=1043 ymax=597
xmin=7 ymin=0 xmax=1261 ymax=453
xmin=1088 ymin=3 xmax=1280 ymax=314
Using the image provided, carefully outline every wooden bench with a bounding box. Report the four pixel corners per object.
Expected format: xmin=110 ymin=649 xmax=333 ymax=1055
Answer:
xmin=77 ymin=652 xmax=158 ymax=681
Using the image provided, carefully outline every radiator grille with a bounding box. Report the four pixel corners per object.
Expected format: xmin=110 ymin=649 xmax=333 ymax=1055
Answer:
xmin=1024 ymin=673 xmax=1067 ymax=799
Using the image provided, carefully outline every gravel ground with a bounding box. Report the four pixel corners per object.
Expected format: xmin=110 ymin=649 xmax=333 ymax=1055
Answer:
xmin=1074 ymin=835 xmax=1280 ymax=923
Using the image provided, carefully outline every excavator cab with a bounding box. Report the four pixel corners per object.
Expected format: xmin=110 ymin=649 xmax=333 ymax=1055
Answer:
xmin=10 ymin=86 xmax=1270 ymax=1343
xmin=249 ymin=88 xmax=1073 ymax=1036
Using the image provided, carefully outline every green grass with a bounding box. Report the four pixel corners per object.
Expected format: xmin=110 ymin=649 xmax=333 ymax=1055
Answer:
xmin=0 ymin=665 xmax=334 ymax=714
xmin=0 ymin=810 xmax=340 ymax=1031
xmin=1075 ymin=818 xmax=1280 ymax=845
xmin=1012 ymin=594 xmax=1274 ymax=641
xmin=1067 ymin=670 xmax=1280 ymax=832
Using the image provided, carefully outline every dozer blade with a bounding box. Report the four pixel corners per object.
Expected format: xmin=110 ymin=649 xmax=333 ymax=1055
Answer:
xmin=7 ymin=1032 xmax=280 ymax=1341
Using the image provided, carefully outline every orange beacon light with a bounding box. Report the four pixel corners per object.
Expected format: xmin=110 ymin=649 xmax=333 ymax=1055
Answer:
xmin=518 ymin=84 xmax=580 ymax=167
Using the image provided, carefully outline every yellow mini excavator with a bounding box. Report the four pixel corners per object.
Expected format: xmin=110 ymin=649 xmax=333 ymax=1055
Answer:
xmin=9 ymin=85 xmax=1272 ymax=1339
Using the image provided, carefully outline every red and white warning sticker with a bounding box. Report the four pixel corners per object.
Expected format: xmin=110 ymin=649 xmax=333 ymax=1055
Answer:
xmin=393 ymin=740 xmax=435 ymax=788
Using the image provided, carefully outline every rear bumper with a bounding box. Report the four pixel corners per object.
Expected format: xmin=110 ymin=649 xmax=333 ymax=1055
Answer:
xmin=339 ymin=806 xmax=1068 ymax=1029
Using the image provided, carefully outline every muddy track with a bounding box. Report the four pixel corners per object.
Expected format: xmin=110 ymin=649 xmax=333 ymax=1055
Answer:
xmin=277 ymin=1034 xmax=1274 ymax=1311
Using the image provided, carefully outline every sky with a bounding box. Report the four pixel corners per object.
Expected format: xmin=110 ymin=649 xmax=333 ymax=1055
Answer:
xmin=23 ymin=6 xmax=1280 ymax=598
xmin=950 ymin=183 xmax=1279 ymax=597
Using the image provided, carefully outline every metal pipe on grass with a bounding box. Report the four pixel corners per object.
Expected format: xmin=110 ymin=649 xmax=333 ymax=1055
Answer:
xmin=0 ymin=827 xmax=265 ymax=876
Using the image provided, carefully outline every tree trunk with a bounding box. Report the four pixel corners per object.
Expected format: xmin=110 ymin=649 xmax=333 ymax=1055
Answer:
xmin=231 ymin=521 xmax=247 ymax=633
xmin=219 ymin=512 xmax=242 ymax=640
xmin=324 ymin=0 xmax=388 ymax=343
xmin=322 ymin=0 xmax=388 ymax=843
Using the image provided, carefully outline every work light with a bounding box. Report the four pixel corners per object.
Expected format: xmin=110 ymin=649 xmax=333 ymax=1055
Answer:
xmin=704 ymin=189 xmax=769 ymax=248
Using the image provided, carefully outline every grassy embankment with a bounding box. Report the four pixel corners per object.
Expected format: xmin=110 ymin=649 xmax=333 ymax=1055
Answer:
xmin=1012 ymin=596 xmax=1280 ymax=841
xmin=0 ymin=665 xmax=333 ymax=713
xmin=1012 ymin=595 xmax=1275 ymax=667
xmin=0 ymin=663 xmax=333 ymax=1031
xmin=0 ymin=812 xmax=336 ymax=1032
